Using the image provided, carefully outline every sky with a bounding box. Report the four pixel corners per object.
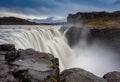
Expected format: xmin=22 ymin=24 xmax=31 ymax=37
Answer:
xmin=0 ymin=0 xmax=120 ymax=21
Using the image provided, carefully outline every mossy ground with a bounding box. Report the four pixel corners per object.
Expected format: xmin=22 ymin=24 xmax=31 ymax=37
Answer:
xmin=82 ymin=17 xmax=120 ymax=28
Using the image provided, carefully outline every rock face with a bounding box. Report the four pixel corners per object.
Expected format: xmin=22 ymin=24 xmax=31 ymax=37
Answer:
xmin=60 ymin=68 xmax=107 ymax=82
xmin=65 ymin=27 xmax=82 ymax=46
xmin=103 ymin=71 xmax=120 ymax=82
xmin=67 ymin=11 xmax=120 ymax=25
xmin=66 ymin=11 xmax=120 ymax=46
xmin=67 ymin=11 xmax=120 ymax=28
xmin=66 ymin=27 xmax=120 ymax=48
xmin=0 ymin=44 xmax=59 ymax=82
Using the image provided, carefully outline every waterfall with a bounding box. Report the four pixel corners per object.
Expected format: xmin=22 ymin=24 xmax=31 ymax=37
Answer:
xmin=1 ymin=25 xmax=120 ymax=76
xmin=0 ymin=26 xmax=73 ymax=71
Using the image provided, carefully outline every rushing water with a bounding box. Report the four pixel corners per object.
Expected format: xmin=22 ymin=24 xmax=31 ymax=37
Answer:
xmin=0 ymin=25 xmax=120 ymax=77
xmin=0 ymin=25 xmax=74 ymax=71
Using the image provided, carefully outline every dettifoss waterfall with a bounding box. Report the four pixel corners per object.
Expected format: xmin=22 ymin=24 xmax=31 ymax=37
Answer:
xmin=0 ymin=25 xmax=74 ymax=71
xmin=0 ymin=25 xmax=120 ymax=76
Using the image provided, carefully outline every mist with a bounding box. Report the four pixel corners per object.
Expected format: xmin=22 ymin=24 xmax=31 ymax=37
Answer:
xmin=69 ymin=28 xmax=120 ymax=77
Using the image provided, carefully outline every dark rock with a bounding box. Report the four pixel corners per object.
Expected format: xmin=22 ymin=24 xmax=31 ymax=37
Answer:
xmin=65 ymin=27 xmax=90 ymax=47
xmin=103 ymin=71 xmax=120 ymax=82
xmin=90 ymin=28 xmax=120 ymax=41
xmin=60 ymin=68 xmax=107 ymax=82
xmin=0 ymin=55 xmax=5 ymax=61
xmin=89 ymin=28 xmax=120 ymax=54
xmin=5 ymin=50 xmax=18 ymax=62
xmin=0 ymin=44 xmax=15 ymax=51
xmin=0 ymin=44 xmax=59 ymax=82
xmin=0 ymin=44 xmax=17 ymax=62
xmin=67 ymin=11 xmax=120 ymax=25
xmin=0 ymin=62 xmax=15 ymax=82
xmin=66 ymin=27 xmax=81 ymax=46
xmin=65 ymin=26 xmax=120 ymax=52
xmin=9 ymin=48 xmax=59 ymax=82
xmin=17 ymin=49 xmax=54 ymax=61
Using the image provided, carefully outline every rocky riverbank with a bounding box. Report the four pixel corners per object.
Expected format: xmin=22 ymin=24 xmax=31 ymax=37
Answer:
xmin=0 ymin=44 xmax=120 ymax=82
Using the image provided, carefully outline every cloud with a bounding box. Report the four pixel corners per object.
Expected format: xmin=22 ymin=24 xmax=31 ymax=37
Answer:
xmin=114 ymin=0 xmax=120 ymax=4
xmin=28 ymin=16 xmax=66 ymax=23
xmin=0 ymin=0 xmax=120 ymax=19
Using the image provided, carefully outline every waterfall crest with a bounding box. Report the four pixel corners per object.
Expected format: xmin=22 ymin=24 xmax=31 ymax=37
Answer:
xmin=0 ymin=27 xmax=73 ymax=71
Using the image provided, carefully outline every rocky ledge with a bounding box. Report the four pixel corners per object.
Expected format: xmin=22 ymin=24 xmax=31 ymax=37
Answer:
xmin=0 ymin=44 xmax=59 ymax=82
xmin=0 ymin=44 xmax=120 ymax=82
xmin=67 ymin=11 xmax=120 ymax=28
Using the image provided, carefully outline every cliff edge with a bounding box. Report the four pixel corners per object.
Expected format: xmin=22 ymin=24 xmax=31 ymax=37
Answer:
xmin=67 ymin=11 xmax=120 ymax=28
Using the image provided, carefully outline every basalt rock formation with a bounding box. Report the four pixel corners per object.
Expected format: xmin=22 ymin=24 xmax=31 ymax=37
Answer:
xmin=64 ymin=11 xmax=120 ymax=46
xmin=67 ymin=11 xmax=120 ymax=28
xmin=0 ymin=44 xmax=59 ymax=82
xmin=65 ymin=26 xmax=120 ymax=49
xmin=65 ymin=26 xmax=83 ymax=47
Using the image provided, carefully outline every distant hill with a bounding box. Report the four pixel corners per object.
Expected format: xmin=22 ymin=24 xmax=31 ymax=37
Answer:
xmin=0 ymin=17 xmax=64 ymax=25
xmin=67 ymin=11 xmax=120 ymax=28
xmin=0 ymin=17 xmax=38 ymax=25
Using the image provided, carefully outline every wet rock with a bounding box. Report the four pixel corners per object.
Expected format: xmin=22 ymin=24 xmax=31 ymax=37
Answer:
xmin=103 ymin=71 xmax=120 ymax=82
xmin=0 ymin=62 xmax=15 ymax=82
xmin=65 ymin=27 xmax=81 ymax=47
xmin=60 ymin=68 xmax=107 ymax=82
xmin=5 ymin=50 xmax=18 ymax=62
xmin=0 ymin=44 xmax=15 ymax=51
xmin=17 ymin=49 xmax=54 ymax=61
xmin=0 ymin=44 xmax=59 ymax=82
xmin=66 ymin=27 xmax=90 ymax=47
xmin=0 ymin=55 xmax=5 ymax=61
xmin=0 ymin=44 xmax=17 ymax=62
xmin=9 ymin=49 xmax=59 ymax=82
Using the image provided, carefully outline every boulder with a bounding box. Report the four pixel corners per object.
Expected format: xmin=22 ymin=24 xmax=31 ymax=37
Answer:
xmin=10 ymin=49 xmax=59 ymax=82
xmin=0 ymin=44 xmax=59 ymax=82
xmin=60 ymin=68 xmax=107 ymax=82
xmin=103 ymin=71 xmax=120 ymax=82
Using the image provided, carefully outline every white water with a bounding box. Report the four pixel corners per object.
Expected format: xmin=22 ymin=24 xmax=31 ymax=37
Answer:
xmin=0 ymin=25 xmax=120 ymax=77
xmin=0 ymin=25 xmax=73 ymax=71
